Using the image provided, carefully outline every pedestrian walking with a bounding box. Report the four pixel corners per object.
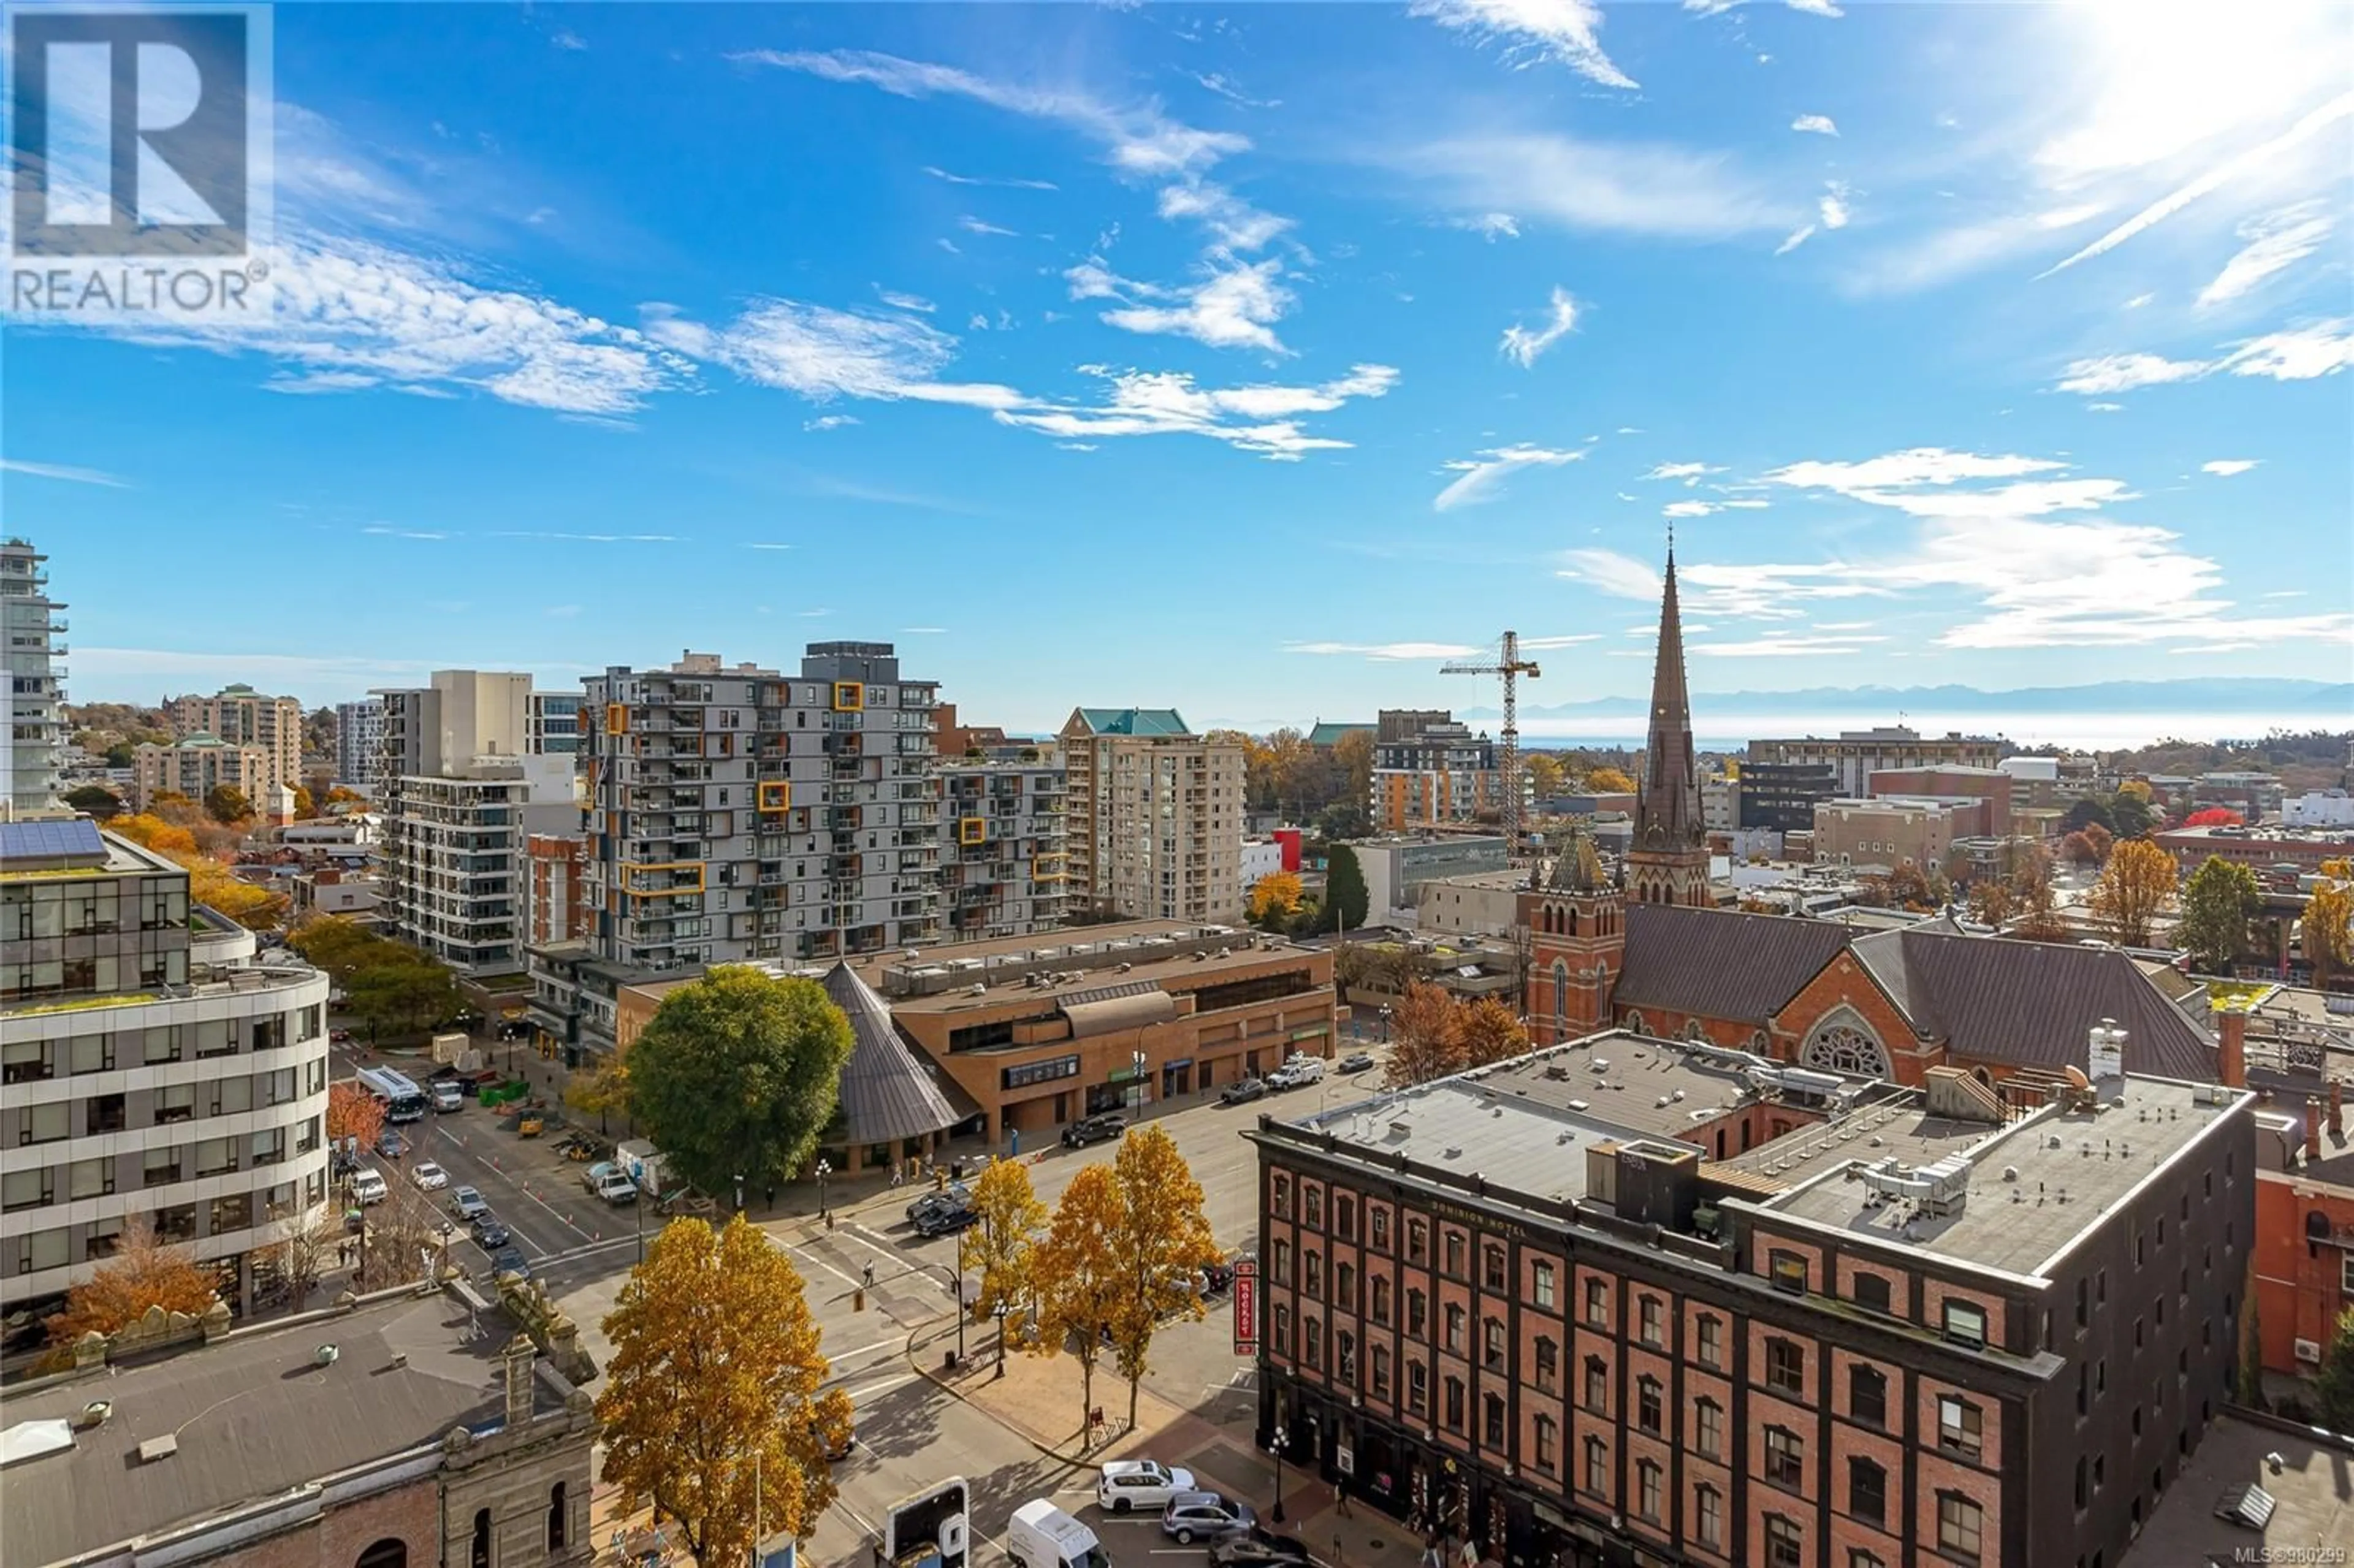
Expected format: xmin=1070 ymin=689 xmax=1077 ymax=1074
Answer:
xmin=1420 ymin=1539 xmax=1442 ymax=1568
xmin=1332 ymin=1479 xmax=1352 ymax=1517
xmin=863 ymin=1259 xmax=875 ymax=1289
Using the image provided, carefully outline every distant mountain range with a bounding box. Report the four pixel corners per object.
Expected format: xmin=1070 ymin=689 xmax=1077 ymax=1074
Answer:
xmin=1464 ymin=678 xmax=2354 ymax=724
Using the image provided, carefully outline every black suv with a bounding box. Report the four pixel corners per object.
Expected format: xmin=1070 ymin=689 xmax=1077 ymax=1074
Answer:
xmin=907 ymin=1193 xmax=979 ymax=1238
xmin=1062 ymin=1113 xmax=1129 ymax=1149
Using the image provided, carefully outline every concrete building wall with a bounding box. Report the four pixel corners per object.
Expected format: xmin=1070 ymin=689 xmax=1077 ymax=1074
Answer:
xmin=2 ymin=536 xmax=69 ymax=818
xmin=1811 ymin=798 xmax=1967 ymax=873
xmin=1060 ymin=722 xmax=1244 ymax=924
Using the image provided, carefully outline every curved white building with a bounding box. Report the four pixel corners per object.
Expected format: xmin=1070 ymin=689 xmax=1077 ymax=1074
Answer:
xmin=1 ymin=823 xmax=332 ymax=1312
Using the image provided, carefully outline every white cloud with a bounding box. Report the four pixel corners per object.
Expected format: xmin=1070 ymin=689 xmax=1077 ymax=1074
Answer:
xmin=1644 ymin=460 xmax=1724 ymax=485
xmin=1392 ymin=134 xmax=1799 ymax=240
xmin=899 ymin=626 xmax=949 ymax=634
xmin=1776 ymin=224 xmax=1815 ymax=256
xmin=922 ymin=166 xmax=1058 ymax=191
xmin=992 ymin=363 xmax=1401 ymax=462
xmin=2053 ymin=352 xmax=2209 ymax=395
xmin=1693 ymin=633 xmax=1885 ymax=657
xmin=1 ymin=457 xmax=127 ymax=487
xmin=1434 ymin=443 xmax=1583 ymax=511
xmin=2201 ymin=459 xmax=2260 ymax=477
xmin=1818 ymin=183 xmax=1851 ymax=230
xmin=1186 ymin=72 xmax=1279 ymax=110
xmin=1097 ymin=257 xmax=1296 ymax=354
xmin=2219 ymin=319 xmax=2354 ymax=381
xmin=2198 ymin=203 xmax=2337 ymax=308
xmin=2125 ymin=292 xmax=2155 ymax=309
xmin=1284 ymin=641 xmax=1485 ymax=661
xmin=1764 ymin=449 xmax=2063 ymax=491
xmin=492 ymin=531 xmax=682 ymax=544
xmin=359 ymin=525 xmax=449 ymax=541
xmin=745 ymin=542 xmax=794 ymax=550
xmin=959 ymin=215 xmax=1019 ymax=237
xmin=802 ymin=414 xmax=859 ymax=432
xmin=1519 ymin=634 xmax=1604 ymax=649
xmin=550 ymin=29 xmax=586 ymax=50
xmin=1791 ymin=114 xmax=1838 ymax=137
xmin=2087 ymin=402 xmax=2125 ymax=412
xmin=1663 ymin=500 xmax=1718 ymax=519
xmin=875 ymin=287 xmax=936 ymax=313
xmin=1499 ymin=287 xmax=1580 ymax=368
xmin=2036 ymin=91 xmax=2354 ymax=278
xmin=1556 ymin=547 xmax=1661 ymax=601
xmin=1451 ymin=212 xmax=1522 ymax=241
xmin=1407 ymin=0 xmax=1637 ymax=90
xmin=1157 ymin=182 xmax=1292 ymax=253
xmin=1785 ymin=0 xmax=1843 ymax=14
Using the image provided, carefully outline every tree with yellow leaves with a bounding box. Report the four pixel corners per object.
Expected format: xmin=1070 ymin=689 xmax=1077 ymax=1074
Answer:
xmin=1459 ymin=996 xmax=1530 ymax=1068
xmin=597 ymin=1216 xmax=850 ymax=1566
xmin=1585 ymin=766 xmax=1637 ymax=794
xmin=1247 ymin=870 xmax=1304 ymax=929
xmin=2089 ymin=838 xmax=2177 ymax=949
xmin=563 ymin=1044 xmax=634 ymax=1128
xmin=1028 ymin=1163 xmax=1126 ymax=1438
xmin=964 ymin=1155 xmax=1047 ymax=1325
xmin=47 ymin=1216 xmax=217 ymax=1347
xmin=1105 ymin=1126 xmax=1223 ymax=1428
xmin=2306 ymin=859 xmax=2353 ymax=989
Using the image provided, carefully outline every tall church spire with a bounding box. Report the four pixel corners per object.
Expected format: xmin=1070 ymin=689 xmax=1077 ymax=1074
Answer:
xmin=1626 ymin=541 xmax=1711 ymax=906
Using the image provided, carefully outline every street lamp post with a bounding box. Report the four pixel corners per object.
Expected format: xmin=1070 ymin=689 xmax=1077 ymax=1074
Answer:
xmin=816 ymin=1158 xmax=832 ymax=1221
xmin=1131 ymin=1048 xmax=1147 ymax=1114
xmin=993 ymin=1301 xmax=1011 ymax=1379
xmin=734 ymin=1173 xmax=745 ymax=1214
xmin=948 ymin=1236 xmax=969 ymax=1364
xmin=1270 ymin=1427 xmax=1289 ymax=1524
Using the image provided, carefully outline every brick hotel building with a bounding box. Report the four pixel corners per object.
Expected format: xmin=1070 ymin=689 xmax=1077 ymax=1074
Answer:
xmin=1249 ymin=1036 xmax=2254 ymax=1568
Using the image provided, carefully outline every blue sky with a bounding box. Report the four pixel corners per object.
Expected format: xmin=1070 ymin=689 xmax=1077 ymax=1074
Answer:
xmin=10 ymin=0 xmax=2353 ymax=736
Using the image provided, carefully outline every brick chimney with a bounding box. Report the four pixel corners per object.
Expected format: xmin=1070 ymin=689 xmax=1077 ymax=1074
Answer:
xmin=503 ymin=1334 xmax=537 ymax=1428
xmin=2305 ymin=1098 xmax=2323 ymax=1165
xmin=2216 ymin=1007 xmax=2246 ymax=1090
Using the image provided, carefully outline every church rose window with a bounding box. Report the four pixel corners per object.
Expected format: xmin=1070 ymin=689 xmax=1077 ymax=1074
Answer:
xmin=1803 ymin=1022 xmax=1891 ymax=1078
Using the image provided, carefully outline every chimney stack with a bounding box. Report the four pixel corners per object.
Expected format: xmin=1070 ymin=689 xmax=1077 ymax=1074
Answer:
xmin=2331 ymin=1079 xmax=2344 ymax=1142
xmin=503 ymin=1334 xmax=536 ymax=1428
xmin=2217 ymin=1007 xmax=2246 ymax=1090
xmin=2305 ymin=1099 xmax=2323 ymax=1166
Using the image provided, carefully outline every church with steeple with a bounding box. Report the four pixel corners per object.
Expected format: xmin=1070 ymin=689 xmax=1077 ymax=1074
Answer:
xmin=1623 ymin=541 xmax=1712 ymax=909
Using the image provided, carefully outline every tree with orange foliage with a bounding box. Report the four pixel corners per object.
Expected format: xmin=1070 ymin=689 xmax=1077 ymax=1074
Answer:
xmin=1386 ymin=981 xmax=1466 ymax=1087
xmin=2089 ymin=839 xmax=2178 ymax=949
xmin=327 ymin=1079 xmax=387 ymax=1154
xmin=47 ymin=1216 xmax=217 ymax=1347
xmin=2306 ymin=859 xmax=2353 ymax=989
xmin=1458 ymin=997 xmax=1529 ymax=1068
xmin=105 ymin=812 xmax=199 ymax=856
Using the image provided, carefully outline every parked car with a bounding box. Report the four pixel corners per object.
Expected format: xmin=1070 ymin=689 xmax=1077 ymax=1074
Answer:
xmin=1218 ymin=1077 xmax=1267 ymax=1105
xmin=1162 ymin=1493 xmax=1256 ymax=1545
xmin=411 ymin=1162 xmax=449 ymax=1191
xmin=471 ymin=1218 xmax=511 ymax=1250
xmin=595 ymin=1173 xmax=639 ymax=1205
xmin=1211 ymin=1536 xmax=1314 ymax=1568
xmin=490 ymin=1245 xmax=531 ymax=1279
xmin=1337 ymin=1049 xmax=1376 ymax=1074
xmin=449 ymin=1186 xmax=489 ymax=1220
xmin=907 ymin=1192 xmax=979 ymax=1238
xmin=376 ymin=1129 xmax=405 ymax=1160
xmin=1061 ymin=1114 xmax=1128 ymax=1149
xmin=1099 ymin=1460 xmax=1197 ymax=1513
xmin=581 ymin=1160 xmax=620 ymax=1194
xmin=349 ymin=1168 xmax=389 ymax=1205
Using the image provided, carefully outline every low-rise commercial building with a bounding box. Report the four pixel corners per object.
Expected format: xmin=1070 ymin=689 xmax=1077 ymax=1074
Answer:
xmin=1252 ymin=1032 xmax=2254 ymax=1568
xmin=1 ymin=820 xmax=332 ymax=1314
xmin=1355 ymin=835 xmax=1511 ymax=923
xmin=2283 ymin=789 xmax=2354 ymax=829
xmin=1413 ymin=870 xmax=1528 ymax=939
xmin=1750 ymin=726 xmax=2002 ymax=799
xmin=2155 ymin=824 xmax=2354 ymax=878
xmin=1812 ymin=796 xmax=1971 ymax=873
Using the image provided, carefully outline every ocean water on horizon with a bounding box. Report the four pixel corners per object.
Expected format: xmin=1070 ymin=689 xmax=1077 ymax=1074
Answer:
xmin=1516 ymin=710 xmax=2354 ymax=752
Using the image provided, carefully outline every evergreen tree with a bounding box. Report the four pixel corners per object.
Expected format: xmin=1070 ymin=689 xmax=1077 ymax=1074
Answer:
xmin=1325 ymin=844 xmax=1369 ymax=932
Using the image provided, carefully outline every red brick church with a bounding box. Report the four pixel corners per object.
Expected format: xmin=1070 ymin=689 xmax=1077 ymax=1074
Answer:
xmin=1521 ymin=547 xmax=2217 ymax=1089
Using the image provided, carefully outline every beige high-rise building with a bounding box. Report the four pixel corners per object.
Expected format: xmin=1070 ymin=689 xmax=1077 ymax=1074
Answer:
xmin=168 ymin=684 xmax=305 ymax=796
xmin=132 ymin=733 xmax=274 ymax=811
xmin=1059 ymin=708 xmax=1244 ymax=923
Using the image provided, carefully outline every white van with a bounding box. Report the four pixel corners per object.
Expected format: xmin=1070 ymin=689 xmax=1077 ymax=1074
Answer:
xmin=349 ymin=1168 xmax=389 ymax=1205
xmin=1007 ymin=1500 xmax=1108 ymax=1568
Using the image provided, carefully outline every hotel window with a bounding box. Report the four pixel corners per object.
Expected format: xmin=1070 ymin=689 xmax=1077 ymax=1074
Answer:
xmin=1483 ymin=1392 xmax=1506 ymax=1447
xmin=1854 ymin=1271 xmax=1892 ymax=1314
xmin=1483 ymin=1244 xmax=1507 ymax=1290
xmin=1694 ymin=1398 xmax=1722 ymax=1460
xmin=1273 ymin=1306 xmax=1291 ymax=1355
xmin=1770 ymin=1250 xmax=1808 ymax=1294
xmin=1408 ymin=1288 xmax=1428 ymax=1338
xmin=1937 ymin=1494 xmax=1984 ymax=1562
xmin=1764 ymin=1517 xmax=1802 ymax=1568
xmin=1848 ymin=1554 xmax=1884 ymax=1568
xmin=1766 ymin=1338 xmax=1805 ymax=1396
xmin=1765 ymin=1428 xmax=1804 ymax=1490
xmin=1939 ymin=1395 xmax=1984 ymax=1461
xmin=1407 ymin=1360 xmax=1429 ymax=1415
xmin=1371 ymin=1207 xmax=1391 ymax=1251
xmin=1694 ymin=1487 xmax=1723 ymax=1551
xmin=1444 ymin=1231 xmax=1466 ymax=1277
xmin=1638 ymin=1295 xmax=1663 ymax=1347
xmin=1533 ymin=1259 xmax=1556 ymax=1309
xmin=1444 ymin=1376 xmax=1465 ymax=1431
xmin=1305 ymin=1252 xmax=1324 ymax=1299
xmin=1533 ymin=1414 xmax=1557 ymax=1471
xmin=1445 ymin=1303 xmax=1465 ymax=1353
xmin=1696 ymin=1312 xmax=1723 ymax=1369
xmin=1583 ymin=1355 xmax=1608 ymax=1414
xmin=1583 ymin=1276 xmax=1609 ymax=1328
xmin=1851 ymin=1364 xmax=1888 ymax=1428
xmin=1303 ymin=1187 xmax=1322 ymax=1228
xmin=1636 ymin=1460 xmax=1663 ymax=1523
xmin=1849 ymin=1457 xmax=1887 ymax=1526
xmin=1273 ymin=1175 xmax=1292 ymax=1218
xmin=1637 ymin=1376 xmax=1663 ymax=1434
xmin=1373 ymin=1277 xmax=1393 ymax=1325
xmin=1534 ymin=1336 xmax=1558 ymax=1393
xmin=1337 ymin=1331 xmax=1357 ymax=1382
xmin=1407 ymin=1218 xmax=1428 ymax=1263
xmin=1336 ymin=1261 xmax=1355 ymax=1310
xmin=1944 ymin=1299 xmax=1989 ymax=1350
xmin=1371 ymin=1344 xmax=1392 ymax=1398
xmin=1484 ymin=1317 xmax=1506 ymax=1369
xmin=1334 ymin=1194 xmax=1356 ymax=1240
xmin=1274 ymin=1239 xmax=1292 ymax=1282
xmin=1582 ymin=1437 xmax=1607 ymax=1497
xmin=1304 ymin=1317 xmax=1322 ymax=1368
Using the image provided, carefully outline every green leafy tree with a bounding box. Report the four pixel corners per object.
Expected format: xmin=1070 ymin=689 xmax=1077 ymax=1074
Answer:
xmin=2178 ymin=855 xmax=2262 ymax=975
xmin=2109 ymin=787 xmax=2156 ymax=840
xmin=1312 ymin=801 xmax=1371 ymax=842
xmin=64 ymin=784 xmax=123 ymax=819
xmin=628 ymin=967 xmax=856 ymax=1204
xmin=348 ymin=956 xmax=460 ymax=1040
xmin=1105 ymin=1127 xmax=1222 ymax=1428
xmin=203 ymin=784 xmax=252 ymax=824
xmin=2313 ymin=1306 xmax=2354 ymax=1433
xmin=1325 ymin=843 xmax=1369 ymax=932
xmin=2061 ymin=794 xmax=2117 ymax=836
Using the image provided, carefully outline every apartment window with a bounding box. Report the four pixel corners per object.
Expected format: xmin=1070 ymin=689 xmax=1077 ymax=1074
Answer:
xmin=1694 ymin=1487 xmax=1723 ymax=1551
xmin=2077 ymin=1276 xmax=2090 ymax=1329
xmin=1371 ymin=1206 xmax=1391 ymax=1250
xmin=1444 ymin=1376 xmax=1465 ymax=1431
xmin=1937 ymin=1494 xmax=1984 ymax=1561
xmin=1407 ymin=1288 xmax=1428 ymax=1338
xmin=1945 ymin=1299 xmax=1989 ymax=1350
xmin=1444 ymin=1231 xmax=1465 ymax=1277
xmin=1273 ymin=1174 xmax=1292 ymax=1218
xmin=1583 ymin=1276 xmax=1609 ymax=1328
xmin=1337 ymin=1331 xmax=1357 ymax=1382
xmin=1770 ymin=1250 xmax=1807 ymax=1294
xmin=208 ymin=1193 xmax=252 ymax=1233
xmin=1483 ymin=1392 xmax=1506 ymax=1447
xmin=1849 ymin=1553 xmax=1886 ymax=1568
xmin=1638 ymin=1294 xmax=1664 ymax=1347
xmin=143 ymin=1147 xmax=184 ymax=1188
xmin=18 ymin=1101 xmax=69 ymax=1145
xmin=1582 ymin=1437 xmax=1607 ymax=1497
xmin=1 ymin=1036 xmax=50 ymax=1084
xmin=67 ymin=1158 xmax=112 ymax=1200
xmin=1371 ymin=1344 xmax=1392 ymax=1399
xmin=1335 ymin=1260 xmax=1355 ymax=1310
xmin=1696 ymin=1312 xmax=1723 ymax=1369
xmin=1939 ymin=1395 xmax=1984 ymax=1461
xmin=1445 ymin=1303 xmax=1466 ymax=1353
xmin=1851 ymin=1364 xmax=1888 ymax=1428
xmin=1533 ymin=1414 xmax=1557 ymax=1471
xmin=68 ymin=1032 xmax=115 ymax=1074
xmin=1303 ymin=1317 xmax=1322 ymax=1368
xmin=1582 ymin=1355 xmax=1607 ymax=1414
xmin=1534 ymin=1335 xmax=1558 ymax=1393
xmin=1407 ymin=1360 xmax=1429 ymax=1415
xmin=1407 ymin=1218 xmax=1428 ymax=1263
xmin=1273 ymin=1305 xmax=1291 ymax=1355
xmin=1766 ymin=1338 xmax=1805 ymax=1396
xmin=211 ymin=1076 xmax=252 ymax=1116
xmin=1764 ymin=1516 xmax=1802 ymax=1568
xmin=143 ymin=1026 xmax=180 ymax=1065
xmin=1637 ymin=1375 xmax=1663 ymax=1434
xmin=1533 ymin=1259 xmax=1556 ymax=1309
xmin=1273 ymin=1239 xmax=1292 ymax=1282
xmin=1765 ymin=1427 xmax=1804 ymax=1490
xmin=1303 ymin=1187 xmax=1322 ymax=1228
xmin=1854 ymin=1272 xmax=1892 ymax=1314
xmin=1636 ymin=1459 xmax=1663 ymax=1523
xmin=1483 ymin=1244 xmax=1507 ymax=1290
xmin=1694 ymin=1398 xmax=1723 ymax=1460
xmin=1372 ymin=1277 xmax=1393 ymax=1325
xmin=1484 ymin=1317 xmax=1505 ymax=1369
xmin=1850 ymin=1457 xmax=1887 ymax=1526
xmin=85 ymin=1094 xmax=126 ymax=1135
xmin=2 ymin=1169 xmax=52 ymax=1212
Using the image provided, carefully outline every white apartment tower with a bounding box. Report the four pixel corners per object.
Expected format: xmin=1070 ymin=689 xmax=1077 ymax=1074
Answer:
xmin=1057 ymin=708 xmax=1244 ymax=923
xmin=335 ymin=699 xmax=385 ymax=791
xmin=2 ymin=537 xmax=68 ymax=818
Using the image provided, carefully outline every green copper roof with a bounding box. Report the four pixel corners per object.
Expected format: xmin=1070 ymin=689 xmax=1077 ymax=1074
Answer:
xmin=1073 ymin=707 xmax=1190 ymax=736
xmin=1307 ymin=721 xmax=1373 ymax=747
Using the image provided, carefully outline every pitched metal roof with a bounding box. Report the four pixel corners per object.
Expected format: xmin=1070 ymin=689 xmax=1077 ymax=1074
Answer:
xmin=1613 ymin=904 xmax=1857 ymax=1023
xmin=822 ymin=963 xmax=972 ymax=1144
xmin=1306 ymin=721 xmax=1373 ymax=747
xmin=1068 ymin=707 xmax=1191 ymax=737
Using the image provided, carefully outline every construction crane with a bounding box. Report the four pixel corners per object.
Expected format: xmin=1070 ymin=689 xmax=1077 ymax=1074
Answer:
xmin=1440 ymin=631 xmax=1541 ymax=856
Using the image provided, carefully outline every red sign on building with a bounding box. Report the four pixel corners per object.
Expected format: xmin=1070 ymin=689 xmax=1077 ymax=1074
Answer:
xmin=1232 ymin=1258 xmax=1258 ymax=1356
